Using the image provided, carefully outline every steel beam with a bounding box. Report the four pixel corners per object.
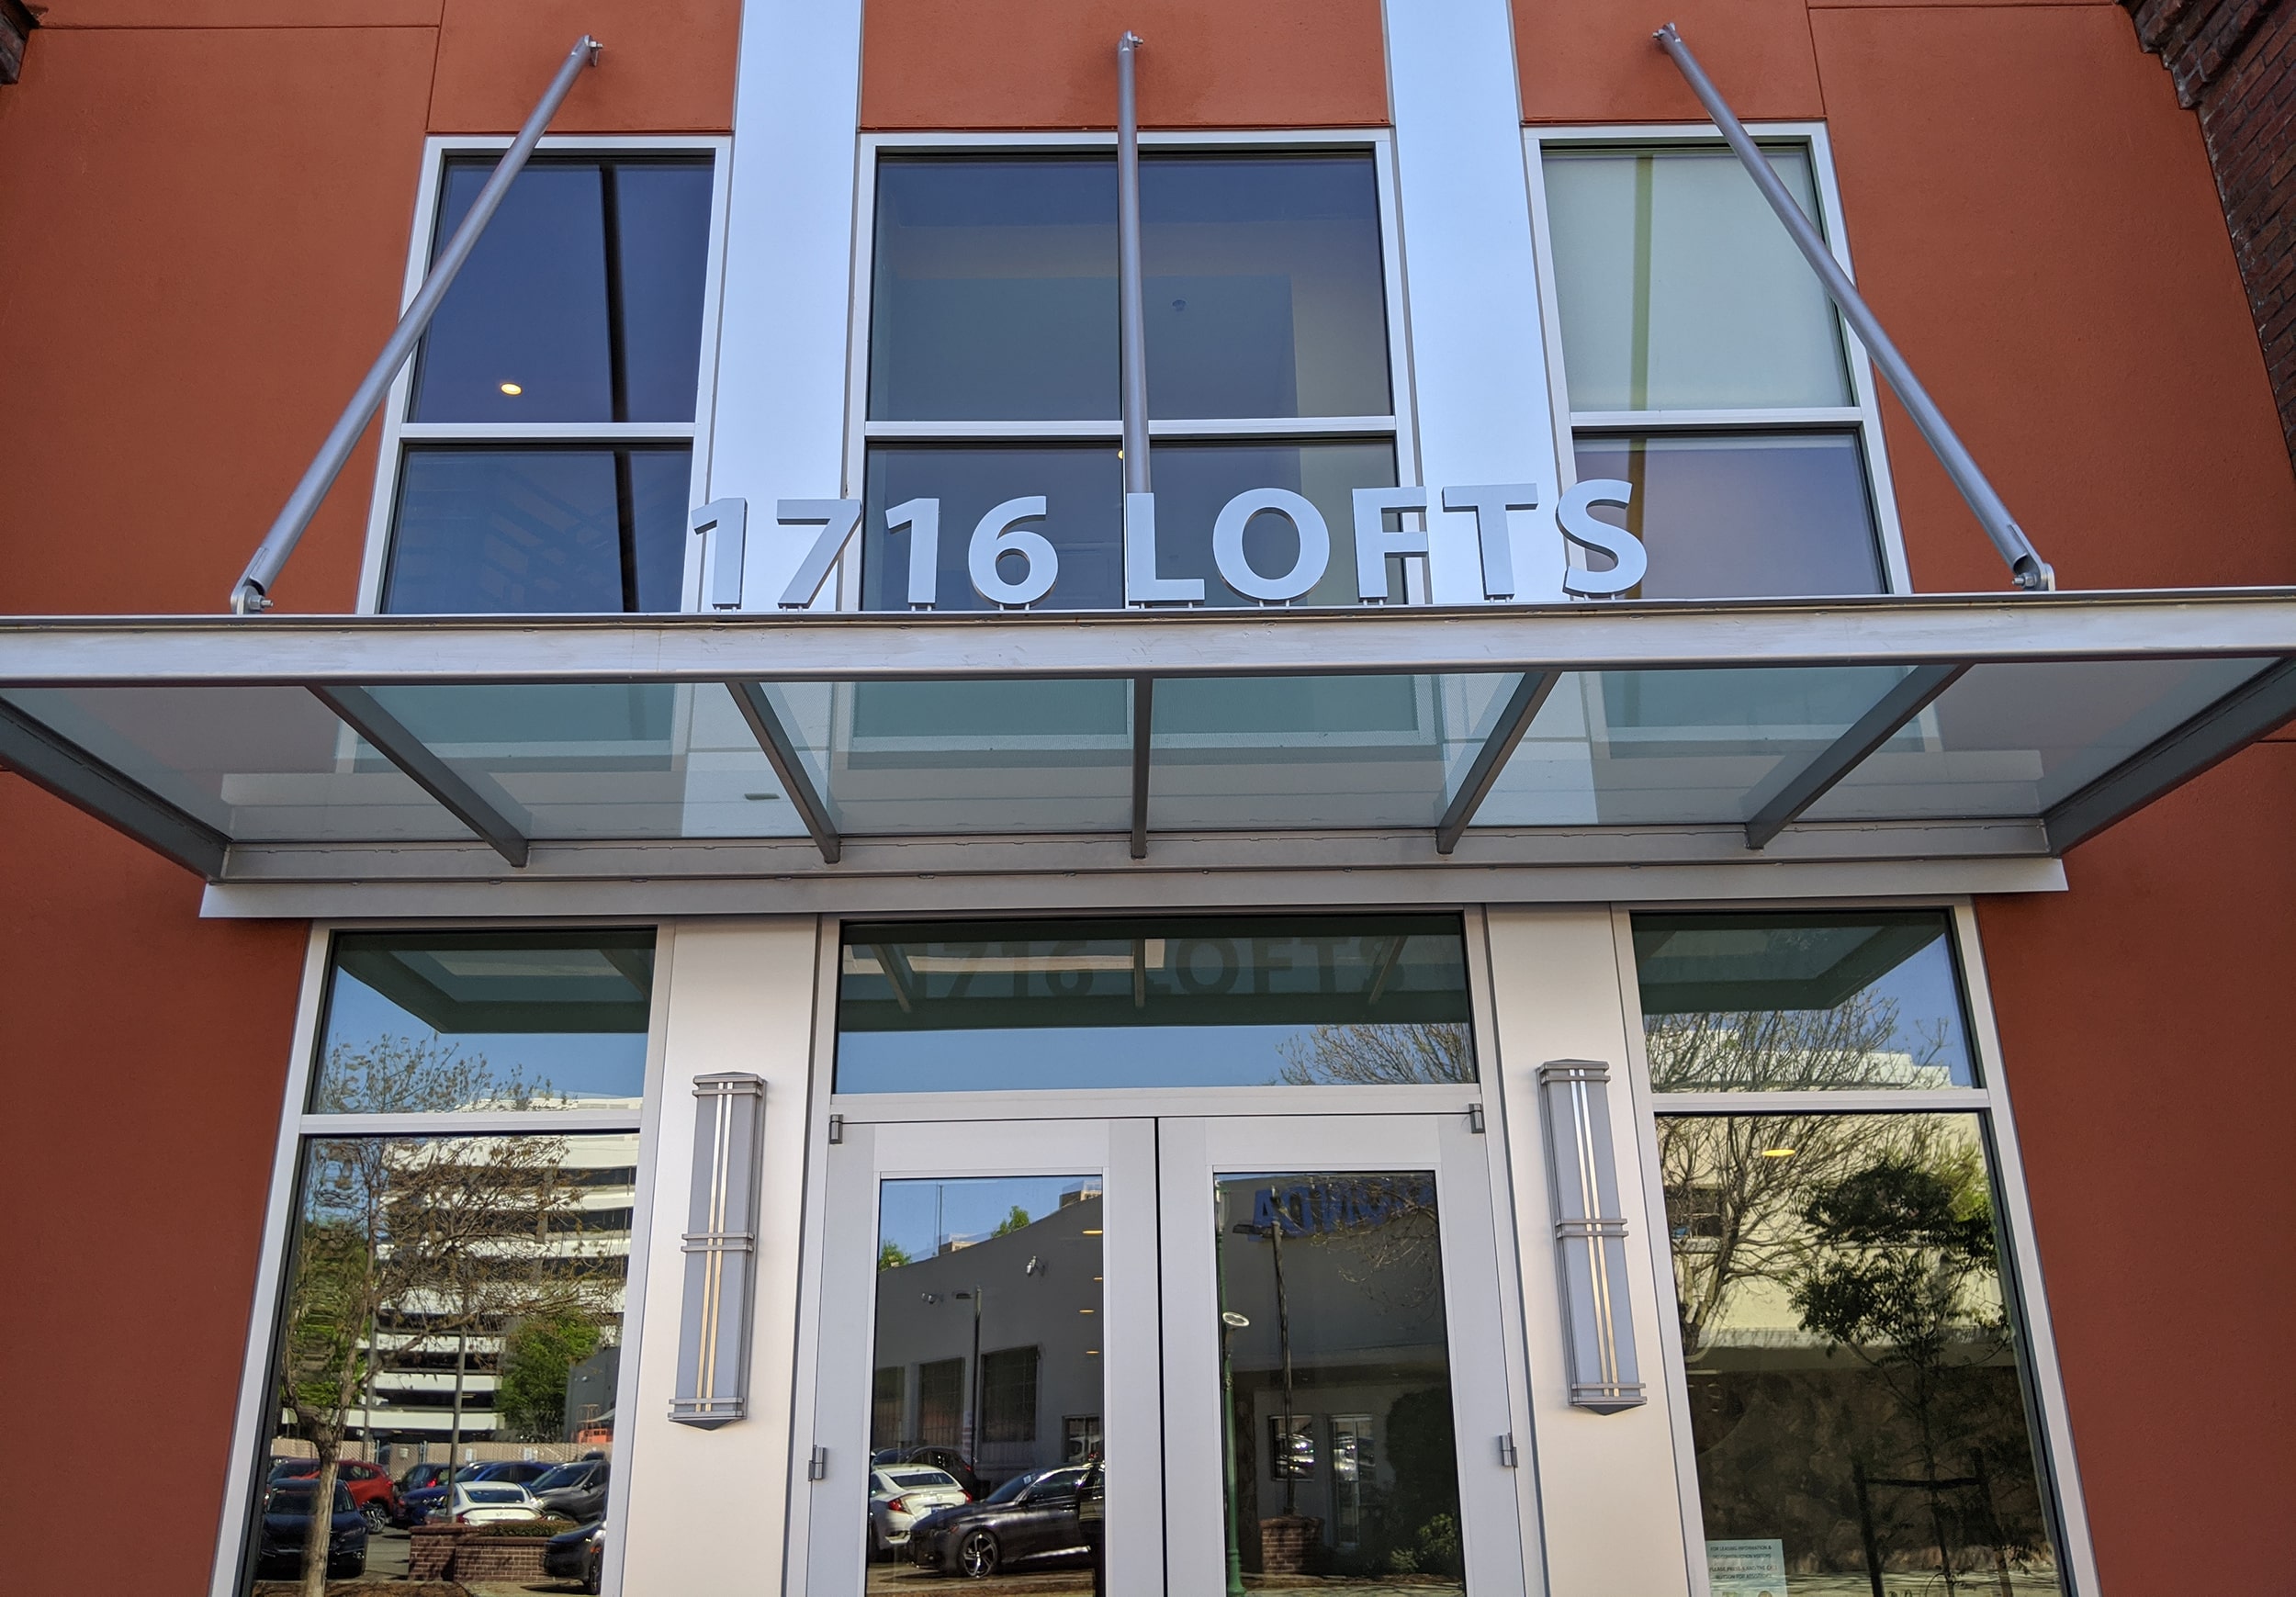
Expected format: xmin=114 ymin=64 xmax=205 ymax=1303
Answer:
xmin=231 ymin=36 xmax=602 ymax=613
xmin=1744 ymin=662 xmax=1969 ymax=849
xmin=1130 ymin=675 xmax=1154 ymax=860
xmin=310 ymin=685 xmax=530 ymax=867
xmin=1117 ymin=31 xmax=1150 ymax=496
xmin=2044 ymin=657 xmax=2296 ymax=851
xmin=0 ymin=700 xmax=230 ymax=878
xmin=1435 ymin=670 xmax=1561 ymax=853
xmin=727 ymin=680 xmax=842 ymax=863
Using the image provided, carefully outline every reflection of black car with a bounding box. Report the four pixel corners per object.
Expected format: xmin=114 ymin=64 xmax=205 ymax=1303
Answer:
xmin=907 ymin=1466 xmax=1091 ymax=1578
xmin=255 ymin=1481 xmax=368 ymax=1578
xmin=544 ymin=1521 xmax=607 ymax=1595
xmin=872 ymin=1445 xmax=986 ymax=1501
xmin=533 ymin=1458 xmax=611 ymax=1524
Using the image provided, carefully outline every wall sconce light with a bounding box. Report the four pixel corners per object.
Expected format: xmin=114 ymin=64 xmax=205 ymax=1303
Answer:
xmin=670 ymin=1072 xmax=766 ymax=1429
xmin=1536 ymin=1060 xmax=1647 ymax=1413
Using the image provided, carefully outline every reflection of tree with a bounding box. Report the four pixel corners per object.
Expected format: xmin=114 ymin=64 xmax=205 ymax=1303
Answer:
xmin=877 ymin=1240 xmax=913 ymax=1272
xmin=991 ymin=1204 xmax=1032 ymax=1237
xmin=1277 ymin=1022 xmax=1473 ymax=1085
xmin=273 ymin=1042 xmax=612 ymax=1595
xmin=496 ymin=1312 xmax=603 ymax=1442
xmin=314 ymin=1034 xmax=568 ymax=1115
xmin=1649 ymin=992 xmax=1948 ymax=1356
xmin=1789 ymin=1152 xmax=2024 ymax=1595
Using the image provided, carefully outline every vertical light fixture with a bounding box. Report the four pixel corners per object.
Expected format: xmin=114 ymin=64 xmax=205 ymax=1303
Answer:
xmin=1536 ymin=1060 xmax=1647 ymax=1412
xmin=670 ymin=1073 xmax=766 ymax=1428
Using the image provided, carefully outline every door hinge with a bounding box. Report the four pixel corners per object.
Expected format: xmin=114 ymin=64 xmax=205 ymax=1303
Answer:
xmin=827 ymin=1113 xmax=844 ymax=1145
xmin=808 ymin=1445 xmax=828 ymax=1481
xmin=1468 ymin=1101 xmax=1486 ymax=1134
xmin=1496 ymin=1433 xmax=1518 ymax=1468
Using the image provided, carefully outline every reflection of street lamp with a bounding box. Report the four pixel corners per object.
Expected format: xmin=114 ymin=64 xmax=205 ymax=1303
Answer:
xmin=1213 ymin=1189 xmax=1248 ymax=1597
xmin=951 ymin=1287 xmax=984 ymax=1462
xmin=1232 ymin=1209 xmax=1299 ymax=1517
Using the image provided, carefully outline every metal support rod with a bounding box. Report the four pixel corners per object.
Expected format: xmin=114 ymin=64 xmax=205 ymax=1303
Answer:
xmin=1129 ymin=675 xmax=1154 ymax=859
xmin=230 ymin=36 xmax=602 ymax=613
xmin=727 ymin=680 xmax=842 ymax=863
xmin=310 ymin=685 xmax=531 ymax=866
xmin=1117 ymin=31 xmax=1151 ymax=496
xmin=1653 ymin=23 xmax=2054 ymax=593
xmin=1743 ymin=662 xmax=1968 ymax=849
xmin=1435 ymin=670 xmax=1561 ymax=853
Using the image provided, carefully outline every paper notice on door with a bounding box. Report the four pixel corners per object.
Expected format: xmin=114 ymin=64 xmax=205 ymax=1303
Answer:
xmin=1706 ymin=1538 xmax=1788 ymax=1597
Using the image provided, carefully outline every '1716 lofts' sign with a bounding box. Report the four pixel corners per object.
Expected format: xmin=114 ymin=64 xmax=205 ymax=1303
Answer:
xmin=692 ymin=479 xmax=1645 ymax=610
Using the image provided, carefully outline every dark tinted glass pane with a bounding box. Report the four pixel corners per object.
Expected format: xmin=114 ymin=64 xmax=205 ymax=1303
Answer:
xmin=610 ymin=163 xmax=715 ymax=422
xmin=836 ymin=916 xmax=1473 ymax=1092
xmin=868 ymin=154 xmax=1390 ymax=422
xmin=1658 ymin=1114 xmax=2061 ymax=1593
xmin=1216 ymin=1171 xmax=1461 ymax=1590
xmin=1142 ymin=154 xmax=1390 ymax=419
xmin=1633 ymin=911 xmax=1975 ymax=1090
xmin=1573 ymin=433 xmax=1885 ymax=599
xmin=413 ymin=157 xmax=710 ymax=423
xmin=862 ymin=444 xmax=1122 ymax=611
xmin=243 ymin=1131 xmax=633 ymax=1588
xmin=861 ymin=442 xmax=1395 ymax=613
xmin=312 ymin=929 xmax=656 ymax=1110
xmin=383 ymin=446 xmax=691 ymax=614
xmin=871 ymin=158 xmax=1118 ymax=422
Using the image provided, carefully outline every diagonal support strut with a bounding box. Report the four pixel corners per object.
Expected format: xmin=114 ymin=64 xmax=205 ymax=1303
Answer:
xmin=0 ymin=700 xmax=231 ymax=878
xmin=1436 ymin=670 xmax=1562 ymax=854
xmin=1744 ymin=662 xmax=1969 ymax=849
xmin=1130 ymin=675 xmax=1154 ymax=860
xmin=728 ymin=681 xmax=841 ymax=864
xmin=310 ymin=685 xmax=530 ymax=867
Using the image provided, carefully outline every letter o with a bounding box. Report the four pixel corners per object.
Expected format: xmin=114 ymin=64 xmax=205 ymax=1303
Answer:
xmin=968 ymin=495 xmax=1058 ymax=607
xmin=1211 ymin=488 xmax=1330 ymax=603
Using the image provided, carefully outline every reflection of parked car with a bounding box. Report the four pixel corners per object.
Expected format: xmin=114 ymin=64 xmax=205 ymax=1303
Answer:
xmin=870 ymin=1467 xmax=972 ymax=1555
xmin=401 ymin=1459 xmax=560 ymax=1524
xmin=399 ymin=1461 xmax=452 ymax=1492
xmin=269 ymin=1456 xmax=400 ymax=1533
xmin=255 ymin=1481 xmax=368 ymax=1579
xmin=907 ymin=1466 xmax=1090 ymax=1578
xmin=532 ymin=1458 xmax=611 ymax=1524
xmin=871 ymin=1445 xmax=987 ymax=1500
xmin=448 ymin=1482 xmax=543 ymax=1524
xmin=545 ymin=1521 xmax=608 ymax=1595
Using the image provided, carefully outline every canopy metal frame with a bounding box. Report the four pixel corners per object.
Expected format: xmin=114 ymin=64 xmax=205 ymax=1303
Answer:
xmin=3 ymin=592 xmax=2291 ymax=879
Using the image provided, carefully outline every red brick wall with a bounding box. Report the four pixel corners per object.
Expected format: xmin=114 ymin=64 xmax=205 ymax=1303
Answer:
xmin=2124 ymin=0 xmax=2296 ymax=468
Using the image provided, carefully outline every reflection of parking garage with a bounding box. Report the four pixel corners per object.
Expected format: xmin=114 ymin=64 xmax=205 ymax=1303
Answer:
xmin=872 ymin=1187 xmax=1105 ymax=1484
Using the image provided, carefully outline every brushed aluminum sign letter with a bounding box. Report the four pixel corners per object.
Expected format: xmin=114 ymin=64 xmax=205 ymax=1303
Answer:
xmin=671 ymin=1072 xmax=766 ymax=1429
xmin=1211 ymin=487 xmax=1331 ymax=602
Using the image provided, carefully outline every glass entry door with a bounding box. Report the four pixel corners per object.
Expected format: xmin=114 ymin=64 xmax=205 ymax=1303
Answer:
xmin=807 ymin=1112 xmax=1526 ymax=1597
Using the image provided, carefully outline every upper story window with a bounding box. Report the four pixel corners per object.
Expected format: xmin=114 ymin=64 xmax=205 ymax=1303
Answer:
xmin=857 ymin=147 xmax=1409 ymax=611
xmin=373 ymin=147 xmax=721 ymax=615
xmin=1532 ymin=134 xmax=1902 ymax=599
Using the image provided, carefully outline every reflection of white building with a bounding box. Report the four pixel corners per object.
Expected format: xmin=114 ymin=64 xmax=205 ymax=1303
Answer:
xmin=871 ymin=1191 xmax=1105 ymax=1481
xmin=291 ymin=1119 xmax=641 ymax=1448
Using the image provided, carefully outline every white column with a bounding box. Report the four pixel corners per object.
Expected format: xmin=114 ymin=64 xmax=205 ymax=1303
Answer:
xmin=706 ymin=0 xmax=867 ymax=611
xmin=1384 ymin=0 xmax=1568 ymax=603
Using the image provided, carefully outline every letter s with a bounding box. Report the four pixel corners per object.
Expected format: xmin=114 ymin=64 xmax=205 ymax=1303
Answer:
xmin=1558 ymin=478 xmax=1647 ymax=598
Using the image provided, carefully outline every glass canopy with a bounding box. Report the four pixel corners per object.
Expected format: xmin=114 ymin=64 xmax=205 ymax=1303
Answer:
xmin=0 ymin=597 xmax=2289 ymax=882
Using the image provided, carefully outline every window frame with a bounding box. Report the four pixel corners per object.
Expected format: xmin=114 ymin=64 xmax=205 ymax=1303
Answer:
xmin=354 ymin=135 xmax=736 ymax=617
xmin=837 ymin=129 xmax=1424 ymax=611
xmin=1611 ymin=899 xmax=2101 ymax=1597
xmin=1525 ymin=122 xmax=1916 ymax=598
xmin=207 ymin=921 xmax=675 ymax=1597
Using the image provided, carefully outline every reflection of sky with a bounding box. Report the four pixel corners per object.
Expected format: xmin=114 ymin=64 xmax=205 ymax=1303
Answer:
xmin=838 ymin=1025 xmax=1325 ymax=1093
xmin=1861 ymin=939 xmax=1974 ymax=1085
xmin=879 ymin=1175 xmax=1087 ymax=1264
xmin=318 ymin=973 xmax=649 ymax=1105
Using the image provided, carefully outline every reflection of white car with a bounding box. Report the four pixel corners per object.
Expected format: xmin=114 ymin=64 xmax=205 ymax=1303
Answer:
xmin=870 ymin=1467 xmax=972 ymax=1553
xmin=448 ymin=1482 xmax=543 ymax=1524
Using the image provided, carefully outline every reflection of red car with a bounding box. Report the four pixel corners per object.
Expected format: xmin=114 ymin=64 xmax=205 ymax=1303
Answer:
xmin=270 ymin=1458 xmax=400 ymax=1533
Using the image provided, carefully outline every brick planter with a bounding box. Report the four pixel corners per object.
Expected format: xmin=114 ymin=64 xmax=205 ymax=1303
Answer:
xmin=1257 ymin=1514 xmax=1323 ymax=1574
xmin=409 ymin=1522 xmax=559 ymax=1582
